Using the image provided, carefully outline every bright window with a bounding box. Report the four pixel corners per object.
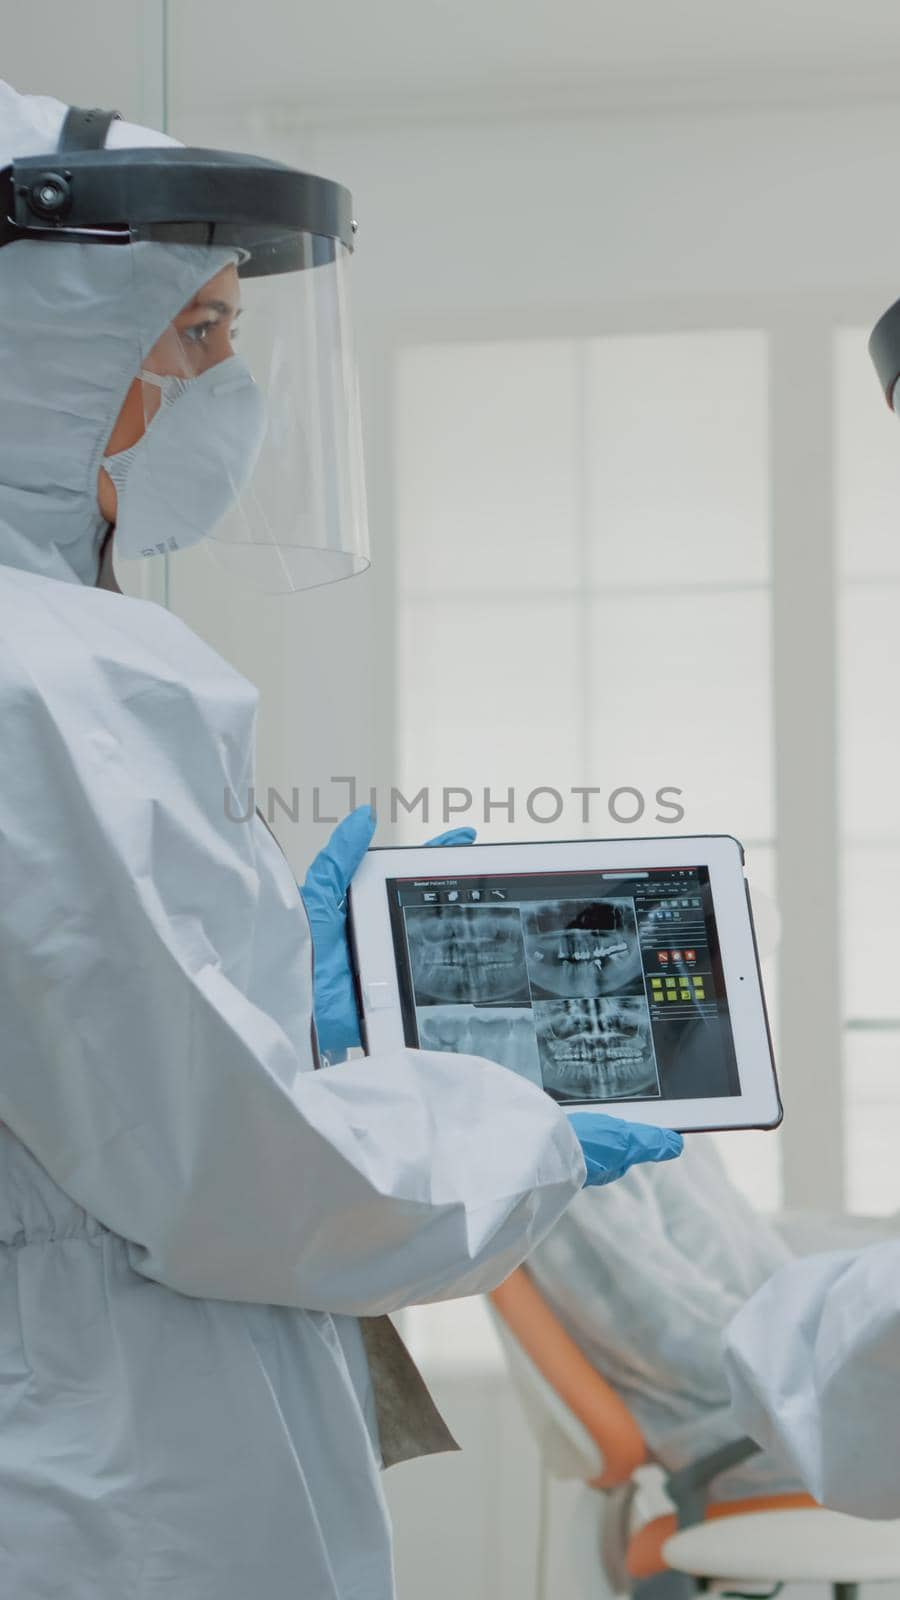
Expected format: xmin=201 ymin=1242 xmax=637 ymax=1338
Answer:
xmin=393 ymin=329 xmax=781 ymax=1364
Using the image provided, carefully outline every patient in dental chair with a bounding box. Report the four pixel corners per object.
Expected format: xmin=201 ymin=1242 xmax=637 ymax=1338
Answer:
xmin=526 ymin=1134 xmax=895 ymax=1501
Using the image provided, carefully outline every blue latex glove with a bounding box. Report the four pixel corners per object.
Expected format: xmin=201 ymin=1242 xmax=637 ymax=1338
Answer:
xmin=567 ymin=1111 xmax=683 ymax=1187
xmin=300 ymin=804 xmax=476 ymax=1057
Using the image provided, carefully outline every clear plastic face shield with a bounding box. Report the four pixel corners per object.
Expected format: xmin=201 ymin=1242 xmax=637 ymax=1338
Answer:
xmin=110 ymin=230 xmax=368 ymax=594
xmin=1 ymin=137 xmax=370 ymax=594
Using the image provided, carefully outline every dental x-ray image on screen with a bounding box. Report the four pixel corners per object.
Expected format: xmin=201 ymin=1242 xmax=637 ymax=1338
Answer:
xmin=383 ymin=863 xmax=744 ymax=1108
xmin=403 ymin=904 xmax=532 ymax=1006
xmin=417 ymin=1005 xmax=542 ymax=1087
xmin=535 ymin=996 xmax=661 ymax=1101
xmin=522 ymin=898 xmax=643 ymax=1000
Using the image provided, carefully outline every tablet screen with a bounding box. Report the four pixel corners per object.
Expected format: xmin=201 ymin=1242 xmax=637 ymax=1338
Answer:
xmin=385 ymin=866 xmax=740 ymax=1104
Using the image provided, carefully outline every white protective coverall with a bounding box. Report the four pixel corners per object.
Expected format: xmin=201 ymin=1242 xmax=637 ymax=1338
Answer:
xmin=0 ymin=82 xmax=586 ymax=1598
xmin=725 ymin=1240 xmax=900 ymax=1518
xmin=527 ymin=1136 xmax=800 ymax=1500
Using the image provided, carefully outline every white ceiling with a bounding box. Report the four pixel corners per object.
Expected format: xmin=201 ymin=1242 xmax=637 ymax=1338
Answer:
xmin=9 ymin=0 xmax=900 ymax=124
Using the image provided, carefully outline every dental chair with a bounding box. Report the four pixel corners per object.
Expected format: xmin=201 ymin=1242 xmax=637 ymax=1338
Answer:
xmin=490 ymin=1266 xmax=900 ymax=1600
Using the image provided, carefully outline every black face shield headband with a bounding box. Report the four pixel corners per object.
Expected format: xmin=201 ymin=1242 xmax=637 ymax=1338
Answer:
xmin=0 ymin=104 xmax=356 ymax=277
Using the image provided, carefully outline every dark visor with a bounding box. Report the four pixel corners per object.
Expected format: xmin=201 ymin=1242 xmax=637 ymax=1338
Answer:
xmin=869 ymin=295 xmax=900 ymax=407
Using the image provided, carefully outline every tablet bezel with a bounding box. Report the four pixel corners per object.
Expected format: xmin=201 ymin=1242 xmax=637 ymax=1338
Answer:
xmin=347 ymin=834 xmax=781 ymax=1134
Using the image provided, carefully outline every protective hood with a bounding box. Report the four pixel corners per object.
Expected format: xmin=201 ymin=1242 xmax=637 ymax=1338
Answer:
xmin=0 ymin=81 xmax=226 ymax=586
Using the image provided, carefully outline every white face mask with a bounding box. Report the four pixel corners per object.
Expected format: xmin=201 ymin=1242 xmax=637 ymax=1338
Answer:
xmin=102 ymin=355 xmax=267 ymax=559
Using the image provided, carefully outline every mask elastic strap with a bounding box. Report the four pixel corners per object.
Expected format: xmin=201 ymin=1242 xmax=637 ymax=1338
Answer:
xmin=57 ymin=106 xmax=122 ymax=153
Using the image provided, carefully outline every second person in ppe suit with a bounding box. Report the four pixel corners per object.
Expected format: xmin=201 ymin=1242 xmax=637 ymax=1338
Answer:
xmin=0 ymin=82 xmax=680 ymax=1598
xmin=722 ymin=294 xmax=900 ymax=1523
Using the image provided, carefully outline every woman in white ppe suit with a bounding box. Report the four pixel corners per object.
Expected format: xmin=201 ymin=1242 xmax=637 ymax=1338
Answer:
xmin=0 ymin=83 xmax=681 ymax=1598
xmin=722 ymin=297 xmax=900 ymax=1524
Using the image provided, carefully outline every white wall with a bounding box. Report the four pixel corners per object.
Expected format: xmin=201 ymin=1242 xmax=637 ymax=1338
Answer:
xmin=282 ymin=99 xmax=900 ymax=306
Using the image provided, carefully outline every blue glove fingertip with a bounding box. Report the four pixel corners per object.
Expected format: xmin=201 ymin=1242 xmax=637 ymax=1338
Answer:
xmin=343 ymin=802 xmax=377 ymax=845
xmin=631 ymin=1127 xmax=682 ymax=1164
xmin=327 ymin=805 xmax=378 ymax=878
xmin=425 ymin=826 xmax=477 ymax=847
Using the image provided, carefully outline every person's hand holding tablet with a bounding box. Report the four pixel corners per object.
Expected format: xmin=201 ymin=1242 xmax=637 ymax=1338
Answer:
xmin=568 ymin=1110 xmax=682 ymax=1187
xmin=303 ymin=807 xmax=684 ymax=1187
xmin=301 ymin=805 xmax=477 ymax=1059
